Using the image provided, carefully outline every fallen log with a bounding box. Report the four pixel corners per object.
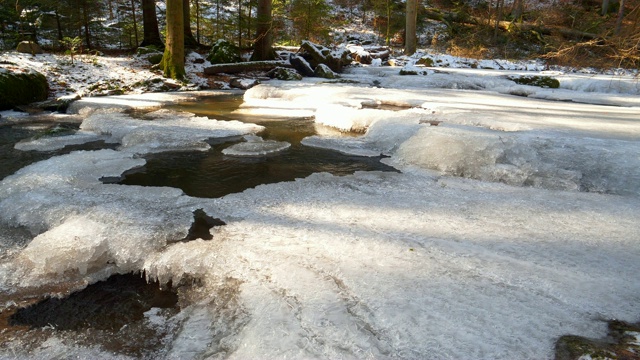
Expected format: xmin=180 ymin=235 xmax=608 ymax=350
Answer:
xmin=204 ymin=60 xmax=288 ymax=75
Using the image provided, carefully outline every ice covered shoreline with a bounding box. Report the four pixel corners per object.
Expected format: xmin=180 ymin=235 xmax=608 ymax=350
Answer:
xmin=1 ymin=69 xmax=639 ymax=359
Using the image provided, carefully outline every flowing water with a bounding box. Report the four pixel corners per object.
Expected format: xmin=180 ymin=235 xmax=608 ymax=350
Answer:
xmin=0 ymin=94 xmax=397 ymax=357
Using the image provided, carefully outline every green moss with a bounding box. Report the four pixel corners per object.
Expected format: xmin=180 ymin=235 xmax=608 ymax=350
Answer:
xmin=0 ymin=69 xmax=49 ymax=110
xmin=147 ymin=53 xmax=164 ymax=65
xmin=206 ymin=40 xmax=242 ymax=65
xmin=416 ymin=57 xmax=435 ymax=66
xmin=509 ymin=75 xmax=560 ymax=88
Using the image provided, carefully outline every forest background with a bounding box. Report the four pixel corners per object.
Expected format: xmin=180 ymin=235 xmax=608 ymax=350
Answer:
xmin=0 ymin=0 xmax=638 ymax=71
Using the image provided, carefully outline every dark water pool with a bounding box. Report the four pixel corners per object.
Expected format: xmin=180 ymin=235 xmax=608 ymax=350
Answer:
xmin=119 ymin=95 xmax=397 ymax=198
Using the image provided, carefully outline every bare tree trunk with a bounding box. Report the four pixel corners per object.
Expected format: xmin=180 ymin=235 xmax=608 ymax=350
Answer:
xmin=601 ymin=0 xmax=610 ymax=15
xmin=81 ymin=0 xmax=92 ymax=49
xmin=238 ymin=0 xmax=242 ymax=48
xmin=183 ymin=0 xmax=199 ymax=47
xmin=615 ymin=0 xmax=625 ymax=34
xmin=405 ymin=0 xmax=417 ymax=55
xmin=195 ymin=0 xmax=200 ymax=44
xmin=493 ymin=0 xmax=504 ymax=41
xmin=161 ymin=0 xmax=185 ymax=80
xmin=511 ymin=0 xmax=524 ymax=21
xmin=386 ymin=0 xmax=391 ymax=46
xmin=251 ymin=0 xmax=275 ymax=61
xmin=140 ymin=0 xmax=163 ymax=47
xmin=131 ymin=0 xmax=139 ymax=47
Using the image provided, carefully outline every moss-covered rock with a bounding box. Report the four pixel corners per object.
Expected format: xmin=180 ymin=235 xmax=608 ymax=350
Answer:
xmin=137 ymin=45 xmax=163 ymax=55
xmin=266 ymin=67 xmax=302 ymax=81
xmin=0 ymin=67 xmax=49 ymax=110
xmin=206 ymin=40 xmax=242 ymax=64
xmin=509 ymin=75 xmax=560 ymax=88
xmin=147 ymin=53 xmax=164 ymax=65
xmin=416 ymin=57 xmax=434 ymax=67
xmin=555 ymin=320 xmax=640 ymax=360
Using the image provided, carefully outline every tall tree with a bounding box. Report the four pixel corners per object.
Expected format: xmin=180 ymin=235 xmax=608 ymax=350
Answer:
xmin=251 ymin=0 xmax=275 ymax=60
xmin=130 ymin=0 xmax=139 ymax=47
xmin=160 ymin=0 xmax=185 ymax=80
xmin=404 ymin=0 xmax=417 ymax=55
xmin=183 ymin=0 xmax=199 ymax=47
xmin=140 ymin=0 xmax=163 ymax=47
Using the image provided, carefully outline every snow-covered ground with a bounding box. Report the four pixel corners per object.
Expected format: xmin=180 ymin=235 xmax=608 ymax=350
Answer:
xmin=1 ymin=47 xmax=640 ymax=359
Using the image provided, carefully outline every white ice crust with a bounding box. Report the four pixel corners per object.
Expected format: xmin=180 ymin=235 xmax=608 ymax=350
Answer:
xmin=222 ymin=135 xmax=291 ymax=156
xmin=1 ymin=68 xmax=640 ymax=359
xmin=14 ymin=108 xmax=264 ymax=154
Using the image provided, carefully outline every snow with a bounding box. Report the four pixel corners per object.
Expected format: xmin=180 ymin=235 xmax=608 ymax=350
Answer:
xmin=1 ymin=41 xmax=640 ymax=360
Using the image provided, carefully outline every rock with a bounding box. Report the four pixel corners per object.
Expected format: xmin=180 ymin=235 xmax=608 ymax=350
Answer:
xmin=289 ymin=55 xmax=315 ymax=77
xmin=0 ymin=67 xmax=49 ymax=110
xmin=508 ymin=75 xmax=560 ymax=88
xmin=136 ymin=45 xmax=163 ymax=55
xmin=416 ymin=57 xmax=434 ymax=66
xmin=314 ymin=63 xmax=339 ymax=79
xmin=207 ymin=39 xmax=242 ymax=64
xmin=147 ymin=53 xmax=164 ymax=65
xmin=33 ymin=94 xmax=81 ymax=113
xmin=16 ymin=41 xmax=43 ymax=55
xmin=230 ymin=78 xmax=260 ymax=90
xmin=266 ymin=67 xmax=302 ymax=81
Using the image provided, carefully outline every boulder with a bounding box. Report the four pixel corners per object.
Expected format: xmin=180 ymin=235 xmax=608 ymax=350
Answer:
xmin=289 ymin=55 xmax=315 ymax=77
xmin=230 ymin=78 xmax=260 ymax=90
xmin=0 ymin=67 xmax=49 ymax=110
xmin=207 ymin=39 xmax=242 ymax=64
xmin=16 ymin=41 xmax=43 ymax=55
xmin=314 ymin=63 xmax=339 ymax=79
xmin=266 ymin=67 xmax=302 ymax=81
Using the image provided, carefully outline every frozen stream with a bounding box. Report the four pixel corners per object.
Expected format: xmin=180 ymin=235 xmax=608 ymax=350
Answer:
xmin=0 ymin=69 xmax=639 ymax=359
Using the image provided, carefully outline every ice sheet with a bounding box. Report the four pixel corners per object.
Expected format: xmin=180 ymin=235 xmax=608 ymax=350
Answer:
xmin=15 ymin=109 xmax=264 ymax=154
xmin=222 ymin=135 xmax=291 ymax=156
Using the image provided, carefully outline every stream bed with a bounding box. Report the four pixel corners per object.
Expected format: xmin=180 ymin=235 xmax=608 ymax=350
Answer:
xmin=0 ymin=93 xmax=397 ymax=357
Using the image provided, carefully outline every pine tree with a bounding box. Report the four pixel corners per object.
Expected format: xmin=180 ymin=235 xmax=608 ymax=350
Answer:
xmin=160 ymin=0 xmax=185 ymax=80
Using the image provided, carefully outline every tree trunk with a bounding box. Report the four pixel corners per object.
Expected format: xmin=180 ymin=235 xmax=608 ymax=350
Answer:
xmin=140 ymin=0 xmax=163 ymax=48
xmin=251 ymin=0 xmax=276 ymax=61
xmin=81 ymin=0 xmax=92 ymax=49
xmin=601 ymin=0 xmax=610 ymax=15
xmin=195 ymin=0 xmax=200 ymax=44
xmin=183 ymin=0 xmax=198 ymax=47
xmin=405 ymin=0 xmax=417 ymax=55
xmin=238 ymin=0 xmax=242 ymax=48
xmin=615 ymin=0 xmax=625 ymax=34
xmin=160 ymin=0 xmax=185 ymax=80
xmin=130 ymin=0 xmax=139 ymax=48
xmin=511 ymin=0 xmax=524 ymax=21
